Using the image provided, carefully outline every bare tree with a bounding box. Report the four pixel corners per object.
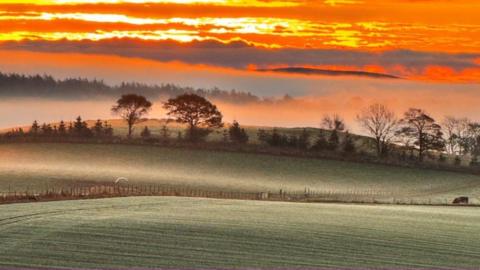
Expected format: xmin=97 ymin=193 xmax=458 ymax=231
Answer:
xmin=357 ymin=103 xmax=397 ymax=156
xmin=112 ymin=94 xmax=152 ymax=138
xmin=442 ymin=116 xmax=471 ymax=155
xmin=321 ymin=114 xmax=345 ymax=131
xmin=321 ymin=114 xmax=346 ymax=150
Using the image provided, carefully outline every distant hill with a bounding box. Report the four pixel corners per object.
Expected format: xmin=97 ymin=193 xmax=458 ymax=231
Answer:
xmin=0 ymin=72 xmax=260 ymax=103
xmin=258 ymin=67 xmax=400 ymax=79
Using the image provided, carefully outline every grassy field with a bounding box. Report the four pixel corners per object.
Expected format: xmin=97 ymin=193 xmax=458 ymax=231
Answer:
xmin=0 ymin=196 xmax=479 ymax=268
xmin=0 ymin=143 xmax=479 ymax=202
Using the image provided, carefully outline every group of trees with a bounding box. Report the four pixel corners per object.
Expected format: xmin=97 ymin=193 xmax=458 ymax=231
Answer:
xmin=111 ymin=93 xmax=224 ymax=142
xmin=257 ymin=128 xmax=310 ymax=149
xmin=5 ymin=117 xmax=114 ymax=139
xmin=257 ymin=115 xmax=354 ymax=153
xmin=5 ymin=89 xmax=480 ymax=166
xmin=441 ymin=117 xmax=480 ymax=161
xmin=356 ymin=104 xmax=480 ymax=165
xmin=356 ymin=105 xmax=446 ymax=161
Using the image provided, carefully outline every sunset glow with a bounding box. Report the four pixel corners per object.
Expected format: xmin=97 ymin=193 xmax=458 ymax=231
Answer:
xmin=2 ymin=0 xmax=301 ymax=7
xmin=0 ymin=0 xmax=479 ymax=82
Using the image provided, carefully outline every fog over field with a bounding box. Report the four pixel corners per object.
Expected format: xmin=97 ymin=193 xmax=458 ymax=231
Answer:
xmin=4 ymin=83 xmax=480 ymax=132
xmin=1 ymin=50 xmax=480 ymax=131
xmin=1 ymin=143 xmax=479 ymax=203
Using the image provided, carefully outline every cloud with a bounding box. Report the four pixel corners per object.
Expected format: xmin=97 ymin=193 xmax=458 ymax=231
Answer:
xmin=1 ymin=39 xmax=479 ymax=82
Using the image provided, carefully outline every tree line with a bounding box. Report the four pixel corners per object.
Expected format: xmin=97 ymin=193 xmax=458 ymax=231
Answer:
xmin=0 ymin=72 xmax=260 ymax=104
xmin=4 ymin=92 xmax=480 ymax=168
xmin=5 ymin=117 xmax=114 ymax=140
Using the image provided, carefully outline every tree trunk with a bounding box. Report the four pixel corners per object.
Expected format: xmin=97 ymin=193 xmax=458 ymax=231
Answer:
xmin=128 ymin=123 xmax=133 ymax=139
xmin=418 ymin=131 xmax=424 ymax=161
xmin=188 ymin=123 xmax=195 ymax=141
xmin=375 ymin=137 xmax=382 ymax=157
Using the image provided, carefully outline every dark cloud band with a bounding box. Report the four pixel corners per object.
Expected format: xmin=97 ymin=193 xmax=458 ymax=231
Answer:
xmin=1 ymin=39 xmax=479 ymax=80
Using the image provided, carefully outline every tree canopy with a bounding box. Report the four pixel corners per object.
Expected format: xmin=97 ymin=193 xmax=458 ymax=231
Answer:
xmin=163 ymin=94 xmax=223 ymax=141
xmin=112 ymin=94 xmax=152 ymax=138
xmin=396 ymin=108 xmax=445 ymax=161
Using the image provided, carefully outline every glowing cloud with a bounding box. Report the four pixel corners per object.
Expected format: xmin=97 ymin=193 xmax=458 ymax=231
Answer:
xmin=2 ymin=0 xmax=300 ymax=7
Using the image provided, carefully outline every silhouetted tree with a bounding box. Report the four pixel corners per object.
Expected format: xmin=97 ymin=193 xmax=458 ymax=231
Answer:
xmin=67 ymin=122 xmax=74 ymax=134
xmin=342 ymin=131 xmax=356 ymax=153
xmin=228 ymin=121 xmax=249 ymax=144
xmin=322 ymin=114 xmax=346 ymax=132
xmin=396 ymin=108 xmax=445 ymax=161
xmin=104 ymin=122 xmax=114 ymax=137
xmin=160 ymin=125 xmax=169 ymax=142
xmin=270 ymin=128 xmax=283 ymax=147
xmin=357 ymin=103 xmax=397 ymax=156
xmin=222 ymin=129 xmax=229 ymax=143
xmin=112 ymin=94 xmax=152 ymax=139
xmin=327 ymin=130 xmax=340 ymax=150
xmin=462 ymin=122 xmax=480 ymax=157
xmin=140 ymin=126 xmax=151 ymax=139
xmin=58 ymin=121 xmax=67 ymax=136
xmin=297 ymin=129 xmax=310 ymax=150
xmin=257 ymin=129 xmax=269 ymax=144
xmin=92 ymin=120 xmax=104 ymax=137
xmin=163 ymin=94 xmax=223 ymax=141
xmin=30 ymin=120 xmax=39 ymax=136
xmin=41 ymin=123 xmax=53 ymax=136
xmin=322 ymin=114 xmax=345 ymax=151
xmin=312 ymin=131 xmax=328 ymax=151
xmin=287 ymin=134 xmax=299 ymax=148
xmin=442 ymin=116 xmax=471 ymax=155
xmin=72 ymin=116 xmax=92 ymax=137
xmin=73 ymin=116 xmax=83 ymax=134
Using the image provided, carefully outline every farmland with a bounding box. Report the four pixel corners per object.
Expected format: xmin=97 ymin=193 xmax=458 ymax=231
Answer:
xmin=0 ymin=143 xmax=479 ymax=203
xmin=1 ymin=196 xmax=479 ymax=268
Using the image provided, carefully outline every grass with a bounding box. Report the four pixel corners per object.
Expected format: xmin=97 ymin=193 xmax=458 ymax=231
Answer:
xmin=0 ymin=196 xmax=480 ymax=268
xmin=0 ymin=143 xmax=479 ymax=203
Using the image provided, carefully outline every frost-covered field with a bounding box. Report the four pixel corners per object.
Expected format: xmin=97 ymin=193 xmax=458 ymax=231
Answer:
xmin=0 ymin=196 xmax=479 ymax=268
xmin=0 ymin=143 xmax=480 ymax=202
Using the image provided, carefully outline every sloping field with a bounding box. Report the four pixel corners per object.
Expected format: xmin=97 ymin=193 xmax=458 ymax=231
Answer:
xmin=0 ymin=143 xmax=479 ymax=202
xmin=4 ymin=118 xmax=360 ymax=145
xmin=0 ymin=197 xmax=479 ymax=268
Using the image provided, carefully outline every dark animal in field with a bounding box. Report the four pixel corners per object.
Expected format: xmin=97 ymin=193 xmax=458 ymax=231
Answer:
xmin=453 ymin=196 xmax=469 ymax=204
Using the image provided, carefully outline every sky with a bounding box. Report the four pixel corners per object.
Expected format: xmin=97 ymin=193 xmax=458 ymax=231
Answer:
xmin=0 ymin=0 xmax=479 ymax=128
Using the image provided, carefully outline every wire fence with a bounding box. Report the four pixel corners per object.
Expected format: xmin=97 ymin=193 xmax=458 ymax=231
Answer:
xmin=0 ymin=184 xmax=477 ymax=206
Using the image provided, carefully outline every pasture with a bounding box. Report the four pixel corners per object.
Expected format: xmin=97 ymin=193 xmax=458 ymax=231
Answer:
xmin=0 ymin=143 xmax=479 ymax=203
xmin=0 ymin=196 xmax=479 ymax=268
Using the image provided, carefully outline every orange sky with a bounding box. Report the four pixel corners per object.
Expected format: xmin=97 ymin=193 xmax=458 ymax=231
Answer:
xmin=0 ymin=0 xmax=479 ymax=82
xmin=1 ymin=1 xmax=480 ymax=51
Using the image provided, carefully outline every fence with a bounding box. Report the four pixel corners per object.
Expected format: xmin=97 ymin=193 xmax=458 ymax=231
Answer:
xmin=0 ymin=184 xmax=263 ymax=204
xmin=0 ymin=184 xmax=477 ymax=206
